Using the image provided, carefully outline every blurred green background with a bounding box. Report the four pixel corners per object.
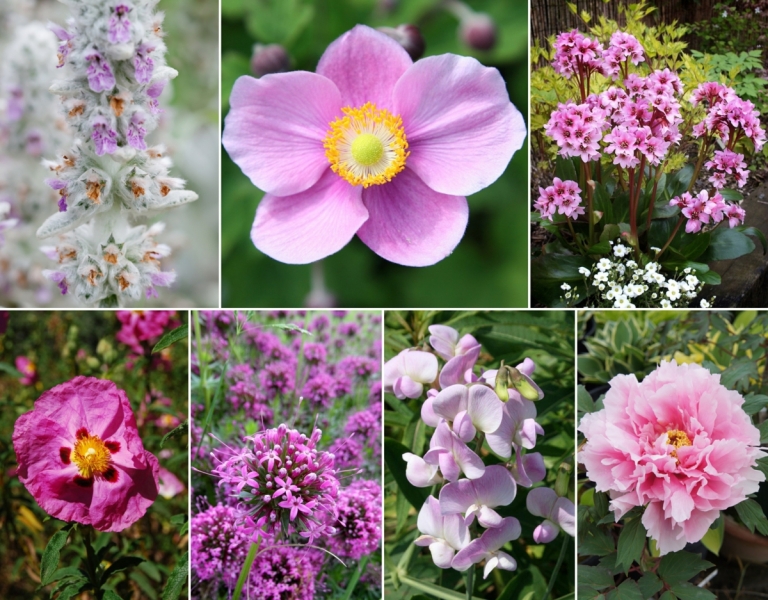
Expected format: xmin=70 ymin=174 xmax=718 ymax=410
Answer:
xmin=221 ymin=0 xmax=529 ymax=308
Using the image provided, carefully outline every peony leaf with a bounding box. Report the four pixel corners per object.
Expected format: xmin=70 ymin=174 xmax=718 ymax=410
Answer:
xmin=637 ymin=573 xmax=663 ymax=599
xmin=616 ymin=516 xmax=646 ymax=573
xmin=668 ymin=582 xmax=716 ymax=600
xmin=40 ymin=522 xmax=75 ymax=586
xmin=741 ymin=393 xmax=768 ymax=415
xmin=734 ymin=498 xmax=768 ymax=536
xmin=578 ymin=565 xmax=614 ymax=591
xmin=658 ymin=550 xmax=714 ymax=586
xmin=605 ymin=579 xmax=643 ymax=600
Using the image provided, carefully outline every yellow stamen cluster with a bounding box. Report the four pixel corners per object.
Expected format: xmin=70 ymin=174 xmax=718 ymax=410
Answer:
xmin=667 ymin=429 xmax=692 ymax=461
xmin=323 ymin=102 xmax=409 ymax=188
xmin=71 ymin=433 xmax=111 ymax=479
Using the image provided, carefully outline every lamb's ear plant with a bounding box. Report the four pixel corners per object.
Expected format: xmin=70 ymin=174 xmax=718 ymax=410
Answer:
xmin=39 ymin=0 xmax=198 ymax=307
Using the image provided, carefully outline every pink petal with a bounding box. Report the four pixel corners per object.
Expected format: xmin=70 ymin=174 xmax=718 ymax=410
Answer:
xmin=393 ymin=376 xmax=422 ymax=399
xmin=429 ymin=540 xmax=457 ymax=569
xmin=476 ymin=505 xmax=503 ymax=528
xmin=421 ymin=396 xmax=441 ymax=427
xmin=316 ymin=25 xmax=412 ymax=110
xmin=475 ymin=516 xmax=522 ymax=552
xmin=453 ymin=439 xmax=485 ymax=480
xmin=472 ymin=464 xmax=517 ymax=507
xmin=393 ymin=54 xmax=526 ymax=196
xmin=417 ymin=496 xmax=444 ymax=539
xmin=403 ymin=452 xmax=441 ymax=487
xmin=432 ymin=385 xmax=468 ymax=421
xmin=223 ymin=73 xmax=341 ymax=196
xmin=453 ymin=410 xmax=476 ymax=442
xmin=467 ymin=385 xmax=504 ymax=433
xmin=442 ymin=513 xmax=472 ymax=553
xmin=251 ymin=169 xmax=368 ymax=264
xmin=439 ymin=346 xmax=481 ymax=388
xmin=402 ymin=350 xmax=439 ymax=384
xmin=439 ymin=479 xmax=477 ymax=515
xmin=357 ymin=169 xmax=468 ymax=266
xmin=533 ymin=520 xmax=560 ymax=543
xmin=554 ymin=497 xmax=576 ymax=537
xmin=526 ymin=486 xmax=557 ymax=519
xmin=429 ymin=325 xmax=459 ymax=360
xmin=439 ymin=450 xmax=461 ymax=482
xmin=452 ymin=540 xmax=485 ymax=571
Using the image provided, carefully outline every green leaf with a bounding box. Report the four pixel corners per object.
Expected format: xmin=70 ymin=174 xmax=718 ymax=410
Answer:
xmin=578 ymin=565 xmax=614 ymax=591
xmin=152 ymin=324 xmax=188 ymax=353
xmin=531 ymin=254 xmax=593 ymax=306
xmin=667 ymin=165 xmax=694 ymax=198
xmin=400 ymin=575 xmax=484 ymax=600
xmin=701 ymin=514 xmax=724 ymax=556
xmin=577 ymin=385 xmax=595 ymax=413
xmin=606 ymin=579 xmax=644 ymax=600
xmin=616 ymin=516 xmax=646 ymax=572
xmin=161 ymin=551 xmax=188 ymax=600
xmin=0 ymin=362 xmax=23 ymax=378
xmin=718 ymin=188 xmax=743 ymax=201
xmin=638 ymin=572 xmax=663 ymax=599
xmin=700 ymin=228 xmax=755 ymax=261
xmin=755 ymin=456 xmax=768 ymax=479
xmin=40 ymin=523 xmax=75 ymax=586
xmin=36 ymin=566 xmax=83 ymax=590
xmin=676 ymin=232 xmax=710 ymax=261
xmin=668 ymin=583 xmax=716 ymax=600
xmin=555 ymin=155 xmax=578 ymax=183
xmin=586 ymin=241 xmax=612 ymax=255
xmin=268 ymin=323 xmax=312 ymax=335
xmin=659 ymin=592 xmax=677 ymax=600
xmin=740 ymin=226 xmax=768 ymax=254
xmin=56 ymin=581 xmax=89 ymax=600
xmin=103 ymin=591 xmax=123 ymax=600
xmin=760 ymin=421 xmax=768 ymax=444
xmin=658 ymin=550 xmax=715 ymax=586
xmin=160 ymin=420 xmax=188 ymax=448
xmin=720 ymin=358 xmax=758 ymax=391
xmin=742 ymin=393 xmax=768 ymax=415
xmin=384 ymin=438 xmax=429 ymax=511
xmin=101 ymin=556 xmax=145 ymax=584
xmin=734 ymin=498 xmax=768 ymax=535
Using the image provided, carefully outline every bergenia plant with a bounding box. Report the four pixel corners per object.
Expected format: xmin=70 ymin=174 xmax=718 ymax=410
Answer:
xmin=38 ymin=0 xmax=198 ymax=307
xmin=531 ymin=26 xmax=767 ymax=308
xmin=223 ymin=24 xmax=525 ymax=267
xmin=192 ymin=310 xmax=383 ymax=600
xmin=578 ymin=311 xmax=768 ymax=599
xmin=384 ymin=312 xmax=576 ymax=600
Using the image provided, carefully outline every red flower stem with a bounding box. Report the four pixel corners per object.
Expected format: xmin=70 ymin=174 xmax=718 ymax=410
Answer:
xmin=688 ymin=134 xmax=711 ymax=193
xmin=657 ymin=215 xmax=685 ymax=260
xmin=582 ymin=161 xmax=594 ymax=245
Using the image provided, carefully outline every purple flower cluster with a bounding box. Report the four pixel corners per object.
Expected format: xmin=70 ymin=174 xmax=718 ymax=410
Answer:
xmin=247 ymin=545 xmax=324 ymax=600
xmin=534 ymin=177 xmax=583 ymax=221
xmin=327 ymin=479 xmax=383 ymax=560
xmin=211 ymin=424 xmax=340 ymax=544
xmin=386 ymin=324 xmax=575 ymax=578
xmin=191 ymin=503 xmax=252 ymax=589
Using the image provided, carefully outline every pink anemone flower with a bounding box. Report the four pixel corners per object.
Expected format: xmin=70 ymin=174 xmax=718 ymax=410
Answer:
xmin=223 ymin=25 xmax=526 ymax=266
xmin=439 ymin=464 xmax=517 ymax=528
xmin=452 ymin=516 xmax=521 ymax=578
xmin=579 ymin=361 xmax=764 ymax=555
xmin=526 ymin=486 xmax=576 ymax=543
xmin=12 ymin=376 xmax=159 ymax=532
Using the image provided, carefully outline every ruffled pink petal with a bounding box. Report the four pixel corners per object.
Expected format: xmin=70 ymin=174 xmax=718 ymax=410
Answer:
xmin=642 ymin=501 xmax=687 ymax=555
xmin=316 ymin=25 xmax=412 ymax=110
xmin=393 ymin=54 xmax=526 ymax=196
xmin=251 ymin=169 xmax=368 ymax=264
xmin=357 ymin=169 xmax=468 ymax=267
xmin=89 ymin=450 xmax=159 ymax=532
xmin=223 ymin=72 xmax=341 ymax=196
xmin=533 ymin=520 xmax=560 ymax=543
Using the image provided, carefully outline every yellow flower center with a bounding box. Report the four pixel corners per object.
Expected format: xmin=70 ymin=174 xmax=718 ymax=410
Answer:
xmin=667 ymin=429 xmax=692 ymax=461
xmin=71 ymin=432 xmax=111 ymax=479
xmin=323 ymin=102 xmax=409 ymax=188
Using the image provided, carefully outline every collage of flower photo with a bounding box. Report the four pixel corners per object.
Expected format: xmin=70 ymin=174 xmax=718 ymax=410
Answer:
xmin=2 ymin=0 xmax=768 ymax=599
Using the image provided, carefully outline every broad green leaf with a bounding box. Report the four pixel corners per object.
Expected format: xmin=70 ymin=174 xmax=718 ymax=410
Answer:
xmin=668 ymin=583 xmax=716 ymax=600
xmin=616 ymin=516 xmax=646 ymax=572
xmin=531 ymin=254 xmax=593 ymax=306
xmin=0 ymin=362 xmax=23 ymax=378
xmin=740 ymin=226 xmax=768 ymax=254
xmin=577 ymin=385 xmax=595 ymax=413
xmin=637 ymin=572 xmax=663 ymax=599
xmin=152 ymin=324 xmax=188 ymax=353
xmin=606 ymin=579 xmax=644 ymax=600
xmin=658 ymin=550 xmax=714 ymax=586
xmin=578 ymin=565 xmax=614 ymax=591
xmin=399 ymin=575 xmax=484 ymax=600
xmin=384 ymin=438 xmax=429 ymax=511
xmin=720 ymin=358 xmax=758 ymax=391
xmin=700 ymin=228 xmax=755 ymax=261
xmin=40 ymin=523 xmax=75 ymax=586
xmin=734 ymin=498 xmax=768 ymax=535
xmin=104 ymin=591 xmax=123 ymax=600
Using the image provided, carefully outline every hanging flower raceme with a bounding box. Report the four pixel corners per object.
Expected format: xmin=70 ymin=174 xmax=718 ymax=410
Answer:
xmin=223 ymin=24 xmax=526 ymax=266
xmin=211 ymin=424 xmax=340 ymax=543
xmin=12 ymin=376 xmax=159 ymax=532
xmin=579 ymin=360 xmax=765 ymax=555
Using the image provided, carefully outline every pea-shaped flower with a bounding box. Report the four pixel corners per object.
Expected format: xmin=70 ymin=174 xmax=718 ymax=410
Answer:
xmin=223 ymin=25 xmax=526 ymax=266
xmin=12 ymin=376 xmax=159 ymax=532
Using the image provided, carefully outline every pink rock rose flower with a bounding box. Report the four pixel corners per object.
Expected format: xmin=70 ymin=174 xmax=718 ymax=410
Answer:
xmin=579 ymin=361 xmax=764 ymax=555
xmin=223 ymin=25 xmax=526 ymax=266
xmin=16 ymin=356 xmax=38 ymax=386
xmin=12 ymin=376 xmax=159 ymax=532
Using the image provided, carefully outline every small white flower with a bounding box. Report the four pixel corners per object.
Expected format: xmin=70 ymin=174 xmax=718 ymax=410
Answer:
xmin=613 ymin=244 xmax=629 ymax=257
xmin=565 ymin=292 xmax=572 ymax=299
xmin=661 ymin=299 xmax=672 ymax=308
xmin=650 ymin=247 xmax=661 ymax=253
xmin=686 ymin=274 xmax=699 ymax=287
xmin=597 ymin=258 xmax=612 ymax=271
xmin=700 ymin=299 xmax=710 ymax=308
xmin=683 ymin=267 xmax=692 ymax=274
xmin=651 ymin=293 xmax=657 ymax=299
xmin=578 ymin=267 xmax=590 ymax=276
xmin=598 ymin=283 xmax=605 ymax=291
xmin=594 ymin=271 xmax=609 ymax=283
xmin=561 ymin=283 xmax=572 ymax=291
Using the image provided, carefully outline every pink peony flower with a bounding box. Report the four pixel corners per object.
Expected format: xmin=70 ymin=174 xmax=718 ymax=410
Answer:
xmin=12 ymin=376 xmax=159 ymax=532
xmin=579 ymin=361 xmax=765 ymax=555
xmin=222 ymin=25 xmax=525 ymax=266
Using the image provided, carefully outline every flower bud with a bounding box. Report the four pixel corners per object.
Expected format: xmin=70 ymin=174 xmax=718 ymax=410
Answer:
xmin=508 ymin=367 xmax=543 ymax=401
xmin=554 ymin=459 xmax=572 ymax=498
xmin=494 ymin=361 xmax=510 ymax=402
xmin=377 ymin=24 xmax=426 ymax=61
xmin=460 ymin=11 xmax=496 ymax=51
xmin=251 ymin=43 xmax=290 ymax=77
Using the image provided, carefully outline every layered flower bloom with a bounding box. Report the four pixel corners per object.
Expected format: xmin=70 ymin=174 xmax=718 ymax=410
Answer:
xmin=223 ymin=25 xmax=526 ymax=266
xmin=579 ymin=361 xmax=765 ymax=555
xmin=12 ymin=376 xmax=159 ymax=531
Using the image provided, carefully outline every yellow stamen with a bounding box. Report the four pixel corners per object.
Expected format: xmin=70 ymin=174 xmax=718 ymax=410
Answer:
xmin=71 ymin=433 xmax=111 ymax=479
xmin=323 ymin=102 xmax=409 ymax=188
xmin=667 ymin=429 xmax=692 ymax=461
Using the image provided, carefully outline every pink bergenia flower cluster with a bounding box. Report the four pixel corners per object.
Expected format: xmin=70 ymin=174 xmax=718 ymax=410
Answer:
xmin=579 ymin=361 xmax=765 ymax=555
xmin=692 ymin=81 xmax=766 ymax=151
xmin=211 ymin=424 xmax=340 ymax=544
xmin=386 ymin=325 xmax=574 ymax=577
xmin=535 ymin=177 xmax=584 ymax=221
xmin=223 ymin=25 xmax=525 ymax=266
xmin=670 ymin=189 xmax=745 ymax=233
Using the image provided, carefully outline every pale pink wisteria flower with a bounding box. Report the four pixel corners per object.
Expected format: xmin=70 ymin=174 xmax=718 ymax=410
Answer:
xmin=579 ymin=361 xmax=765 ymax=555
xmin=223 ymin=25 xmax=526 ymax=266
